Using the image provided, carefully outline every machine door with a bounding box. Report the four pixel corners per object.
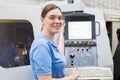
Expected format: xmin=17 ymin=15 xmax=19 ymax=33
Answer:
xmin=0 ymin=20 xmax=34 ymax=68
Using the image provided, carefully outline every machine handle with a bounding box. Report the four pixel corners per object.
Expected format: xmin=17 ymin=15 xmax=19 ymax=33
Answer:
xmin=95 ymin=21 xmax=100 ymax=36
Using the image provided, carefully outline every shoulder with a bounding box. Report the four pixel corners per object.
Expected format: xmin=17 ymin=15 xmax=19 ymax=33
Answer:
xmin=32 ymin=33 xmax=49 ymax=47
xmin=30 ymin=33 xmax=52 ymax=55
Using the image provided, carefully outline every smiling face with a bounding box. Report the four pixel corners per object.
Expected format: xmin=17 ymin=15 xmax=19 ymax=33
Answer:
xmin=41 ymin=8 xmax=63 ymax=35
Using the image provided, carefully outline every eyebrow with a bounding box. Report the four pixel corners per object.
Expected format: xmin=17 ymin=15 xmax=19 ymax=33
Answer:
xmin=49 ymin=15 xmax=62 ymax=16
xmin=48 ymin=15 xmax=62 ymax=18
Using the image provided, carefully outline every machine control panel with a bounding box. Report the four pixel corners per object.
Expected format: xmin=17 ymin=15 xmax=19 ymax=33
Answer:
xmin=64 ymin=12 xmax=98 ymax=68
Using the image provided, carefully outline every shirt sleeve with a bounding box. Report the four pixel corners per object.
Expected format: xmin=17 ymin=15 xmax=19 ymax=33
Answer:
xmin=32 ymin=45 xmax=52 ymax=76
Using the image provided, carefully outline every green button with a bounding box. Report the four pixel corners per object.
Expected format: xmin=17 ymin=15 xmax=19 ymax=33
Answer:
xmin=68 ymin=41 xmax=73 ymax=45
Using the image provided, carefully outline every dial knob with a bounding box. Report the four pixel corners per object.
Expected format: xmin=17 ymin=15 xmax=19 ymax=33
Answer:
xmin=69 ymin=53 xmax=75 ymax=58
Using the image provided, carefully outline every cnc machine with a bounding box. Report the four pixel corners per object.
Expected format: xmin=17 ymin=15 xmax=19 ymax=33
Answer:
xmin=0 ymin=0 xmax=113 ymax=80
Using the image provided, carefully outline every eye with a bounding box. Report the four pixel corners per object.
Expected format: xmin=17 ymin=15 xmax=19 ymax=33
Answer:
xmin=48 ymin=15 xmax=62 ymax=21
xmin=49 ymin=15 xmax=55 ymax=20
xmin=58 ymin=17 xmax=62 ymax=20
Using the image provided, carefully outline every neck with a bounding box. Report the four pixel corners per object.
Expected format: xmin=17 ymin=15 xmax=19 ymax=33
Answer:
xmin=41 ymin=30 xmax=54 ymax=41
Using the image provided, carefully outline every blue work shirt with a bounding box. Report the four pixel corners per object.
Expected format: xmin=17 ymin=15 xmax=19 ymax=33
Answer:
xmin=29 ymin=32 xmax=66 ymax=80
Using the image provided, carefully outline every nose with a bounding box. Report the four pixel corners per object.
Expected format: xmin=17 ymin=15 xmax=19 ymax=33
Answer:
xmin=55 ymin=18 xmax=61 ymax=23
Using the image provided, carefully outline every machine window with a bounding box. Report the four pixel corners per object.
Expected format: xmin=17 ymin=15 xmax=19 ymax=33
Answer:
xmin=0 ymin=20 xmax=34 ymax=68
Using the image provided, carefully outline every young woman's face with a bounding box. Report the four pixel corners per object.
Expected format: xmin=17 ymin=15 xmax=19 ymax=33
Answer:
xmin=41 ymin=8 xmax=63 ymax=34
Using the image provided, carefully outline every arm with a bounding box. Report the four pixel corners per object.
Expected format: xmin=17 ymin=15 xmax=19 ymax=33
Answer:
xmin=38 ymin=74 xmax=70 ymax=80
xmin=38 ymin=68 xmax=79 ymax=80
xmin=58 ymin=30 xmax=64 ymax=54
xmin=58 ymin=21 xmax=65 ymax=54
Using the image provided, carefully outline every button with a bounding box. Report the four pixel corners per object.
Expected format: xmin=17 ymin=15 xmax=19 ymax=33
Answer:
xmin=79 ymin=41 xmax=82 ymax=45
xmin=68 ymin=41 xmax=73 ymax=45
xmin=73 ymin=41 xmax=77 ymax=45
xmin=88 ymin=41 xmax=93 ymax=45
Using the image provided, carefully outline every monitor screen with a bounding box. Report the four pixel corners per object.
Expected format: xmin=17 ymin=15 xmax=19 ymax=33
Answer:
xmin=68 ymin=21 xmax=92 ymax=39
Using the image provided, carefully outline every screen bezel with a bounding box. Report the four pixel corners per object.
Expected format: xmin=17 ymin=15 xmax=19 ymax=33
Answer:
xmin=64 ymin=14 xmax=95 ymax=40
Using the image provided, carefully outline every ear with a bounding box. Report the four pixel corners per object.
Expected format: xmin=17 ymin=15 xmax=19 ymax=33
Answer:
xmin=40 ymin=17 xmax=45 ymax=25
xmin=40 ymin=17 xmax=44 ymax=24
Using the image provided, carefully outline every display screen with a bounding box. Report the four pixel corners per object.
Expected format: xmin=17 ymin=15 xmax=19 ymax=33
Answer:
xmin=68 ymin=21 xmax=92 ymax=39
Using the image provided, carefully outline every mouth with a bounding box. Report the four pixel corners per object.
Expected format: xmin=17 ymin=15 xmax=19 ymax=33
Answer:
xmin=52 ymin=23 xmax=62 ymax=30
xmin=55 ymin=26 xmax=60 ymax=30
xmin=53 ymin=25 xmax=61 ymax=31
xmin=53 ymin=24 xmax=61 ymax=27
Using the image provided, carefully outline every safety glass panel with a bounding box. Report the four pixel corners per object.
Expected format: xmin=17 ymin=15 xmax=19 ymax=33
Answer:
xmin=0 ymin=20 xmax=34 ymax=68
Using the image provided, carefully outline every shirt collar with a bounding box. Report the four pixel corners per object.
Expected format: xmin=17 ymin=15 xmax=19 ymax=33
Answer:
xmin=39 ymin=32 xmax=57 ymax=47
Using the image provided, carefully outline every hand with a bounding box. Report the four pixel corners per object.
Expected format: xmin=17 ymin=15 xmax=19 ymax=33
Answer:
xmin=60 ymin=20 xmax=65 ymax=35
xmin=68 ymin=67 xmax=79 ymax=80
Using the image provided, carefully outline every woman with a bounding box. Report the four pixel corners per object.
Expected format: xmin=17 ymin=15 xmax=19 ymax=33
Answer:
xmin=29 ymin=3 xmax=79 ymax=80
